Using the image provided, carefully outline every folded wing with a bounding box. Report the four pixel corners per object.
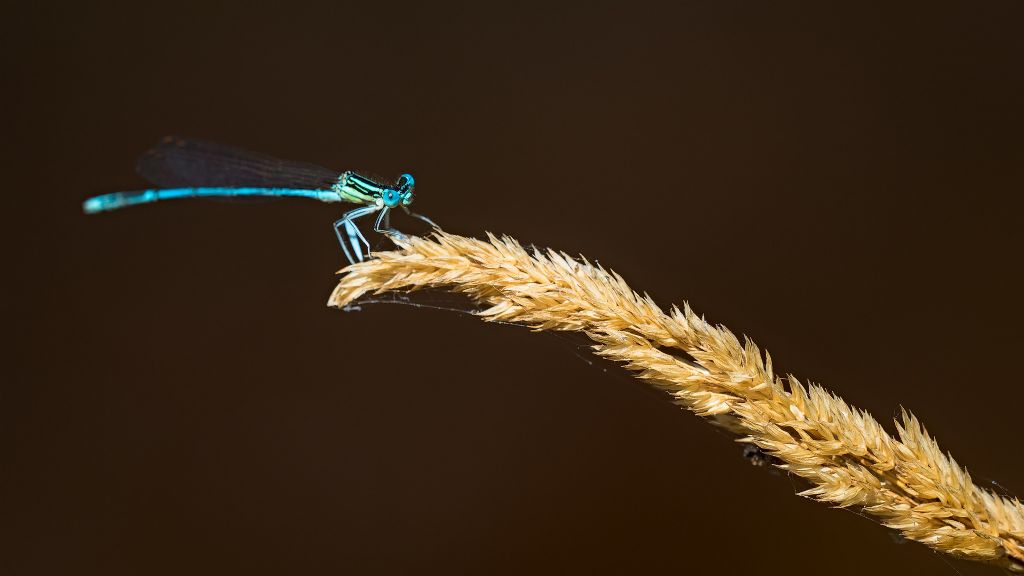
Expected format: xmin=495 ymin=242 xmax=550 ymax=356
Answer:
xmin=135 ymin=136 xmax=340 ymax=189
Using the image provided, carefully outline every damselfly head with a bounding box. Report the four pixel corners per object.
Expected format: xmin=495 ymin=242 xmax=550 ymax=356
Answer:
xmin=396 ymin=173 xmax=415 ymax=206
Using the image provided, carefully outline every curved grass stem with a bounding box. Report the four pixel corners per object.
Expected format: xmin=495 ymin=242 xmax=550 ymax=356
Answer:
xmin=329 ymin=231 xmax=1024 ymax=572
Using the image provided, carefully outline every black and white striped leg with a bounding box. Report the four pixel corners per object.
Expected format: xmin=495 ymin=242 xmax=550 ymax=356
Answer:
xmin=372 ymin=206 xmax=391 ymax=233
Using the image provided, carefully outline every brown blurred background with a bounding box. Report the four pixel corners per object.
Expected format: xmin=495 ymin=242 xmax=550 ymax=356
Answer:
xmin=6 ymin=2 xmax=1023 ymax=574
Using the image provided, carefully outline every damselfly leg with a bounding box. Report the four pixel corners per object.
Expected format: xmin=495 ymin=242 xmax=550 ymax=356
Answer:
xmin=334 ymin=199 xmax=440 ymax=265
xmin=373 ymin=206 xmax=411 ymax=243
xmin=373 ymin=207 xmax=391 ymax=233
xmin=334 ymin=205 xmax=380 ymax=264
xmin=402 ymin=205 xmax=439 ymax=229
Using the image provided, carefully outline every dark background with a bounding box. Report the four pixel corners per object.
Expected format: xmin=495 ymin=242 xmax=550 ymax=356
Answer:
xmin=6 ymin=2 xmax=1023 ymax=574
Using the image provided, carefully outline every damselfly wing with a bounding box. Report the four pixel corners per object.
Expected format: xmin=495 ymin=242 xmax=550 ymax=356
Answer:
xmin=135 ymin=136 xmax=341 ymax=189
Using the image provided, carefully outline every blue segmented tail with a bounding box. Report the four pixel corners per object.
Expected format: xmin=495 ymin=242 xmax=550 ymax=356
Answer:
xmin=82 ymin=187 xmax=340 ymax=214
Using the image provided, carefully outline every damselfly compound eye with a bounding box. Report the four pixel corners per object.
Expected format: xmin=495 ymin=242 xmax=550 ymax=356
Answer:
xmin=396 ymin=173 xmax=415 ymax=192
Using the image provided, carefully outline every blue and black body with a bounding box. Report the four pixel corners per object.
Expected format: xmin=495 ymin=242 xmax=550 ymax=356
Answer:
xmin=83 ymin=137 xmax=437 ymax=264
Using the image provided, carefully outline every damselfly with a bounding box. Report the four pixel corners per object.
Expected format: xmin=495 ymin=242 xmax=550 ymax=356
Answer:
xmin=83 ymin=137 xmax=438 ymax=264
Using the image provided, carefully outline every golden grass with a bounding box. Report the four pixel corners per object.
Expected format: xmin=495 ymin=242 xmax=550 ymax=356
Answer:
xmin=328 ymin=231 xmax=1024 ymax=572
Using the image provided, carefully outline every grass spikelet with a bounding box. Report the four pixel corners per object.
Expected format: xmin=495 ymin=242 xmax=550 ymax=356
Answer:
xmin=328 ymin=231 xmax=1024 ymax=572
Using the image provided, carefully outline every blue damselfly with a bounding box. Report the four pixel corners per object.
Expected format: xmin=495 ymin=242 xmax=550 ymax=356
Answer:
xmin=83 ymin=137 xmax=437 ymax=264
